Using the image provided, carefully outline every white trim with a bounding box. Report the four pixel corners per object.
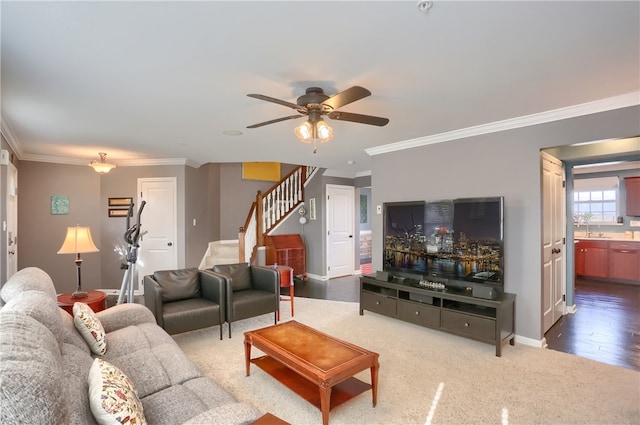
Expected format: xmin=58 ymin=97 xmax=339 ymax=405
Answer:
xmin=305 ymin=272 xmax=327 ymax=281
xmin=0 ymin=118 xmax=23 ymax=158
xmin=516 ymin=334 xmax=547 ymax=348
xmin=566 ymin=304 xmax=578 ymax=314
xmin=365 ymin=92 xmax=640 ymax=156
xmin=19 ymin=153 xmax=196 ymax=168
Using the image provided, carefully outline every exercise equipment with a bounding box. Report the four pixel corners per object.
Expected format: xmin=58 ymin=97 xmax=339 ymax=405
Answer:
xmin=117 ymin=200 xmax=146 ymax=305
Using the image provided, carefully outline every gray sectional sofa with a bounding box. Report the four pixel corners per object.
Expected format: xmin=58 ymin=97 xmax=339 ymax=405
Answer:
xmin=0 ymin=267 xmax=264 ymax=424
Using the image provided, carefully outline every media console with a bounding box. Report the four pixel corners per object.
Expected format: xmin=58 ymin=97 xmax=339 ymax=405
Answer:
xmin=359 ymin=275 xmax=516 ymax=356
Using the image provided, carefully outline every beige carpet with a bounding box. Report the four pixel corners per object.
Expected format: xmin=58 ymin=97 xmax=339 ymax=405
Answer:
xmin=173 ymin=297 xmax=640 ymax=425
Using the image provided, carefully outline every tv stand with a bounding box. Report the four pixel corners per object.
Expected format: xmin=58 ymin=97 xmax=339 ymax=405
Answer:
xmin=359 ymin=275 xmax=515 ymax=356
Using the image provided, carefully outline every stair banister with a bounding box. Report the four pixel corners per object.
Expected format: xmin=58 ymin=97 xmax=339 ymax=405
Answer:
xmin=239 ymin=165 xmax=317 ymax=265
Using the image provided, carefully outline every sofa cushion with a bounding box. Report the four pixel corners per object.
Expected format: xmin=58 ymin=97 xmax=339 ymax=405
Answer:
xmin=0 ymin=311 xmax=68 ymax=425
xmin=0 ymin=266 xmax=57 ymax=303
xmin=88 ymin=358 xmax=147 ymax=425
xmin=153 ymin=268 xmax=201 ymax=302
xmin=74 ymin=302 xmax=107 ymax=355
xmin=1 ymin=290 xmax=64 ymax=346
xmin=213 ymin=263 xmax=252 ymax=292
xmin=61 ymin=342 xmax=98 ymax=425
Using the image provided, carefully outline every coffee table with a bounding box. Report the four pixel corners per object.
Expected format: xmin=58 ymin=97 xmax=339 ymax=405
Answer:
xmin=244 ymin=320 xmax=379 ymax=425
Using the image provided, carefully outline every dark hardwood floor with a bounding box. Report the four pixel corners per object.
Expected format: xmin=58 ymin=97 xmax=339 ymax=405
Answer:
xmin=295 ymin=273 xmax=640 ymax=371
xmin=545 ymin=278 xmax=639 ymax=371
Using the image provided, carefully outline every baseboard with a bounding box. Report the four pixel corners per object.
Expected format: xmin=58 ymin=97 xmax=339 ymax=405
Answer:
xmin=515 ymin=334 xmax=546 ymax=348
xmin=304 ymin=272 xmax=327 ymax=281
xmin=566 ymin=304 xmax=577 ymax=314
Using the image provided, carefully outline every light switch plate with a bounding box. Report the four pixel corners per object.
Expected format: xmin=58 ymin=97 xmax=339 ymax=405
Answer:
xmin=630 ymin=220 xmax=640 ymax=227
xmin=376 ymin=205 xmax=382 ymax=214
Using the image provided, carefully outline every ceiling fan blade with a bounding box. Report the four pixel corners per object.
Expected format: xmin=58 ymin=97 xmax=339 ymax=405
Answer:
xmin=246 ymin=115 xmax=304 ymax=129
xmin=327 ymin=111 xmax=389 ymax=126
xmin=247 ymin=94 xmax=302 ymax=110
xmin=322 ymin=86 xmax=371 ymax=110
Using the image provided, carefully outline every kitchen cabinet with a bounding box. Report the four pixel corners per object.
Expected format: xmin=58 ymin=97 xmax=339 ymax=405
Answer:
xmin=576 ymin=239 xmax=640 ymax=282
xmin=609 ymin=242 xmax=640 ymax=281
xmin=625 ymin=177 xmax=640 ymax=216
xmin=575 ymin=240 xmax=608 ymax=278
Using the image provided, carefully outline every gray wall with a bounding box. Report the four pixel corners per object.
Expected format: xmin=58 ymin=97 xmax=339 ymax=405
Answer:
xmin=370 ymin=105 xmax=640 ymax=341
xmin=99 ymin=165 xmax=186 ymax=289
xmin=14 ymin=159 xmax=304 ymax=292
xmin=219 ymin=163 xmax=296 ymax=240
xmin=18 ymin=162 xmax=102 ymax=294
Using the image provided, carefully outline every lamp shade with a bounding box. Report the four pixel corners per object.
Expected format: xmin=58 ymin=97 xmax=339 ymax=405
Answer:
xmin=58 ymin=226 xmax=99 ymax=254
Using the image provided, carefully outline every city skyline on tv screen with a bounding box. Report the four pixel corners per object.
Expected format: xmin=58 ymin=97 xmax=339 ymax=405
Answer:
xmin=383 ymin=197 xmax=504 ymax=284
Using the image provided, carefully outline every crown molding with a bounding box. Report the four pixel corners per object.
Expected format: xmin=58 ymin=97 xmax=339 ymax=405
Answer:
xmin=365 ymin=91 xmax=640 ymax=157
xmin=19 ymin=153 xmax=197 ymax=168
xmin=0 ymin=117 xmax=24 ymax=158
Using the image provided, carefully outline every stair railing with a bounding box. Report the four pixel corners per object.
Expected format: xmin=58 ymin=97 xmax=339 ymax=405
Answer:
xmin=239 ymin=165 xmax=317 ymax=263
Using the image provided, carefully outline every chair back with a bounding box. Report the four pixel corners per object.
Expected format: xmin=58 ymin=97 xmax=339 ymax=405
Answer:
xmin=212 ymin=263 xmax=252 ymax=292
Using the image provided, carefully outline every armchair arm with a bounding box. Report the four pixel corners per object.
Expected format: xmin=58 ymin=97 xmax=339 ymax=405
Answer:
xmin=199 ymin=270 xmax=226 ymax=322
xmin=250 ymin=266 xmax=280 ymax=296
xmin=205 ymin=270 xmax=234 ymax=321
xmin=143 ymin=275 xmax=164 ymax=328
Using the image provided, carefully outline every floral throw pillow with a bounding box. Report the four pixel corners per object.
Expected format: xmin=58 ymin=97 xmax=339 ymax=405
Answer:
xmin=73 ymin=302 xmax=107 ymax=355
xmin=88 ymin=358 xmax=147 ymax=425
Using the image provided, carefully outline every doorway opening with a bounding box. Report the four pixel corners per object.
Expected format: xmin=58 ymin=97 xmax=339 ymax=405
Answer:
xmin=358 ymin=187 xmax=372 ymax=275
xmin=541 ymin=137 xmax=640 ymax=368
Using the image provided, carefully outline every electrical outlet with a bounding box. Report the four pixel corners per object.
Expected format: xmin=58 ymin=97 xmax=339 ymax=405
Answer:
xmin=376 ymin=205 xmax=382 ymax=214
xmin=630 ymin=220 xmax=640 ymax=227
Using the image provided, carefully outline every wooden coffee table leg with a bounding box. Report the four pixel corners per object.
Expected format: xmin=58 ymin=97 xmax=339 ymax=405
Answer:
xmin=319 ymin=383 xmax=331 ymax=425
xmin=244 ymin=339 xmax=252 ymax=376
xmin=371 ymin=362 xmax=379 ymax=407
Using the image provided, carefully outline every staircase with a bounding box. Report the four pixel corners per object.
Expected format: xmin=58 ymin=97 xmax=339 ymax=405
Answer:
xmin=199 ymin=240 xmax=240 ymax=269
xmin=200 ymin=165 xmax=317 ymax=269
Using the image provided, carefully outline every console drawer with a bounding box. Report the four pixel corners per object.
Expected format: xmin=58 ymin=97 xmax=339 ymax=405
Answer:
xmin=361 ymin=291 xmax=397 ymax=317
xmin=441 ymin=310 xmax=495 ymax=341
xmin=398 ymin=300 xmax=440 ymax=328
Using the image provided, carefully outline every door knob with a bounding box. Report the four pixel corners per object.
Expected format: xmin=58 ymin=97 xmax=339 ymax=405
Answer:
xmin=167 ymin=242 xmax=173 ymax=246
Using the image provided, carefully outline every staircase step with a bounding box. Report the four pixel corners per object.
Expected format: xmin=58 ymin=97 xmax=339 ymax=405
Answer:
xmin=203 ymin=240 xmax=240 ymax=269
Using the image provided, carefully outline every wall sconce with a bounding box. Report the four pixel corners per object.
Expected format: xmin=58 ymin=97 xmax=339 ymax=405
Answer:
xmin=89 ymin=152 xmax=117 ymax=173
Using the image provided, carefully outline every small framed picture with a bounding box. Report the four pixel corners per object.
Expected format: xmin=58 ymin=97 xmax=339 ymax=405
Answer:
xmin=309 ymin=198 xmax=316 ymax=220
xmin=108 ymin=208 xmax=132 ymax=218
xmin=108 ymin=197 xmax=133 ymax=207
xmin=51 ymin=195 xmax=70 ymax=215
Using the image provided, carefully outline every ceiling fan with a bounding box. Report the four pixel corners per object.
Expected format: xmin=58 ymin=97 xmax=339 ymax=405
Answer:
xmin=246 ymin=86 xmax=389 ymax=152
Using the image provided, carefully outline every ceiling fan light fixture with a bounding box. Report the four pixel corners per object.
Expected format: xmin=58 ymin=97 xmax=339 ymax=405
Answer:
xmin=294 ymin=121 xmax=313 ymax=143
xmin=316 ymin=120 xmax=334 ymax=143
xmin=89 ymin=152 xmax=117 ymax=174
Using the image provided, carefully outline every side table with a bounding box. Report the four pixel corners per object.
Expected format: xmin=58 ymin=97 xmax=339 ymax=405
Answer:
xmin=270 ymin=265 xmax=294 ymax=321
xmin=57 ymin=290 xmax=107 ymax=315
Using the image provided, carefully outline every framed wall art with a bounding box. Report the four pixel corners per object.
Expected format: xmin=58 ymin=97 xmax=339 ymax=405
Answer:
xmin=108 ymin=197 xmax=133 ymax=207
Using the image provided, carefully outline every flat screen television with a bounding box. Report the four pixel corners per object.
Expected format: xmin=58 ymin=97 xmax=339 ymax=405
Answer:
xmin=383 ymin=196 xmax=504 ymax=287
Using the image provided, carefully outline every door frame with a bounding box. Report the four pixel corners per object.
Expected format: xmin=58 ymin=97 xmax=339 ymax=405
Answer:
xmin=136 ymin=177 xmax=178 ymax=294
xmin=541 ymin=152 xmax=566 ymax=334
xmin=325 ymin=184 xmax=355 ymax=278
xmin=5 ymin=162 xmax=18 ymax=281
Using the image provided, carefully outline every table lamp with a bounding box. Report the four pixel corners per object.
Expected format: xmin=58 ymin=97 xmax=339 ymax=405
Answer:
xmin=57 ymin=225 xmax=99 ymax=298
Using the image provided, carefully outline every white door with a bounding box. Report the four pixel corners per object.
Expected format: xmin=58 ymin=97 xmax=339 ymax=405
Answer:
xmin=137 ymin=177 xmax=178 ymax=292
xmin=6 ymin=162 xmax=18 ymax=279
xmin=542 ymin=152 xmax=566 ymax=333
xmin=326 ymin=184 xmax=355 ymax=278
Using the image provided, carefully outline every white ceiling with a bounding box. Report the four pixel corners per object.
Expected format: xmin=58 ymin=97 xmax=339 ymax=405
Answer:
xmin=2 ymin=1 xmax=639 ymax=175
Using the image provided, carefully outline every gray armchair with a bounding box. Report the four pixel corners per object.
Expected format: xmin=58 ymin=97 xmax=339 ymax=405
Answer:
xmin=210 ymin=263 xmax=279 ymax=338
xmin=143 ymin=267 xmax=225 ymax=339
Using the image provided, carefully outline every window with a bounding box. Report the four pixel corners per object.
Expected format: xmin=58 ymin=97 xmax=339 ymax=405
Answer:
xmin=573 ymin=176 xmax=619 ymax=223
